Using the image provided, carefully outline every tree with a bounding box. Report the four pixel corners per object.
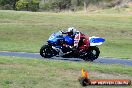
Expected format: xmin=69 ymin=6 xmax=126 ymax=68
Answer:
xmin=53 ymin=0 xmax=71 ymax=11
xmin=0 ymin=0 xmax=19 ymax=10
xmin=77 ymin=0 xmax=80 ymax=6
xmin=83 ymin=0 xmax=90 ymax=12
xmin=13 ymin=0 xmax=19 ymax=9
xmin=16 ymin=0 xmax=28 ymax=10
xmin=40 ymin=0 xmax=71 ymax=11
xmin=16 ymin=0 xmax=39 ymax=11
xmin=71 ymin=0 xmax=78 ymax=11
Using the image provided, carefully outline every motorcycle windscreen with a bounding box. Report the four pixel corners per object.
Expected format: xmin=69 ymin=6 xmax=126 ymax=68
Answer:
xmin=48 ymin=33 xmax=55 ymax=39
xmin=89 ymin=36 xmax=105 ymax=46
xmin=48 ymin=32 xmax=63 ymax=43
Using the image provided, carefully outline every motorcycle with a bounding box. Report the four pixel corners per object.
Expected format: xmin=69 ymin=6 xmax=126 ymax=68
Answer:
xmin=40 ymin=31 xmax=105 ymax=61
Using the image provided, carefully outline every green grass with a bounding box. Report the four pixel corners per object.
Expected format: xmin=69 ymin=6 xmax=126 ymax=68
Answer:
xmin=0 ymin=56 xmax=132 ymax=88
xmin=0 ymin=10 xmax=132 ymax=59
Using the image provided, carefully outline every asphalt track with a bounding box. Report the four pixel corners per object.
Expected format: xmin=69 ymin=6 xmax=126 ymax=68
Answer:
xmin=0 ymin=51 xmax=132 ymax=66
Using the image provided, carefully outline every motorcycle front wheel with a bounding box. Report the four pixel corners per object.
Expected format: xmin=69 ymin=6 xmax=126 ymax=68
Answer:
xmin=40 ymin=45 xmax=56 ymax=58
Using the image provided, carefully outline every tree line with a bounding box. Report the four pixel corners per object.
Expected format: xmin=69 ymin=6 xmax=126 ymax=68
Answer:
xmin=0 ymin=0 xmax=131 ymax=12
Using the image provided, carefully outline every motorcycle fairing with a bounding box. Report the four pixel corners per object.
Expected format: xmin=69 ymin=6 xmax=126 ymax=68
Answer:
xmin=89 ymin=36 xmax=105 ymax=46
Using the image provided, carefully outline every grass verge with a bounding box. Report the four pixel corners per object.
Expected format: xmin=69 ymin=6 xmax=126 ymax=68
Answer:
xmin=0 ymin=56 xmax=131 ymax=88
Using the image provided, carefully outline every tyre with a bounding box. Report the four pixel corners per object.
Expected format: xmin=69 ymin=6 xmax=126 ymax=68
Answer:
xmin=83 ymin=46 xmax=100 ymax=61
xmin=79 ymin=77 xmax=91 ymax=86
xmin=40 ymin=45 xmax=56 ymax=58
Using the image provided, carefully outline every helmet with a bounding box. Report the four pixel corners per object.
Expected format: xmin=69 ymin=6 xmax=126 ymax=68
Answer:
xmin=67 ymin=27 xmax=76 ymax=34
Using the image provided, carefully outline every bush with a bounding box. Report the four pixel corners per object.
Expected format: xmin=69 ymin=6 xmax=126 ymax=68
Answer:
xmin=16 ymin=0 xmax=28 ymax=11
xmin=16 ymin=0 xmax=39 ymax=11
xmin=29 ymin=0 xmax=39 ymax=11
xmin=39 ymin=0 xmax=72 ymax=12
xmin=40 ymin=3 xmax=53 ymax=10
xmin=2 ymin=4 xmax=13 ymax=10
xmin=29 ymin=3 xmax=39 ymax=11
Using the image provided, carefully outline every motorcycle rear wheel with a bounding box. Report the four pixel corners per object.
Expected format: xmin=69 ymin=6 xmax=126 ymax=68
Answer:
xmin=82 ymin=46 xmax=100 ymax=61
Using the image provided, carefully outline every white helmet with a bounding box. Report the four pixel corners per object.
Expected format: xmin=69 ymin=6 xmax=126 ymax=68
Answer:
xmin=67 ymin=27 xmax=76 ymax=34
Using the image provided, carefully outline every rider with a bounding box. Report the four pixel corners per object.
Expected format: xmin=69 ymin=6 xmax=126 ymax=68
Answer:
xmin=62 ymin=27 xmax=77 ymax=46
xmin=63 ymin=27 xmax=88 ymax=49
xmin=67 ymin=27 xmax=77 ymax=39
xmin=60 ymin=27 xmax=77 ymax=54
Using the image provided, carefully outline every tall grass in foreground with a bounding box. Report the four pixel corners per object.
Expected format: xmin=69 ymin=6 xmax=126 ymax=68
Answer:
xmin=0 ymin=56 xmax=132 ymax=88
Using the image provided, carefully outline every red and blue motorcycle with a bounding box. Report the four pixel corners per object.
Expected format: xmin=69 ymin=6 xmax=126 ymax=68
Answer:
xmin=40 ymin=31 xmax=105 ymax=61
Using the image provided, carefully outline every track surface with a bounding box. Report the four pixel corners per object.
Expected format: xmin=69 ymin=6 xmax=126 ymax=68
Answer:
xmin=0 ymin=51 xmax=132 ymax=66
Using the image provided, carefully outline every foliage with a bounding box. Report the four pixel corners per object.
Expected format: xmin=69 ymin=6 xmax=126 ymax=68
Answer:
xmin=39 ymin=2 xmax=54 ymax=11
xmin=16 ymin=0 xmax=39 ymax=11
xmin=0 ymin=0 xmax=11 ymax=6
xmin=16 ymin=0 xmax=28 ymax=10
xmin=2 ymin=4 xmax=13 ymax=10
xmin=0 ymin=0 xmax=131 ymax=11
xmin=0 ymin=0 xmax=19 ymax=10
xmin=28 ymin=0 xmax=39 ymax=11
xmin=40 ymin=0 xmax=71 ymax=11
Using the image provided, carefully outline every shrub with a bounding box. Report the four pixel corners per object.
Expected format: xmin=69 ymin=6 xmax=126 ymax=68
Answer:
xmin=40 ymin=3 xmax=52 ymax=10
xmin=16 ymin=0 xmax=28 ymax=11
xmin=16 ymin=0 xmax=39 ymax=11
xmin=2 ymin=4 xmax=13 ymax=10
xmin=29 ymin=0 xmax=39 ymax=11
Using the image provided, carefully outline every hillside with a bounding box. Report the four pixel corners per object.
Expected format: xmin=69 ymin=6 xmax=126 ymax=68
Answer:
xmin=0 ymin=7 xmax=132 ymax=88
xmin=0 ymin=9 xmax=132 ymax=59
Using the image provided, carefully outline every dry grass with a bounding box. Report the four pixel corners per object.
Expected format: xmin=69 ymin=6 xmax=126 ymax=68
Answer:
xmin=0 ymin=10 xmax=132 ymax=59
xmin=0 ymin=56 xmax=132 ymax=88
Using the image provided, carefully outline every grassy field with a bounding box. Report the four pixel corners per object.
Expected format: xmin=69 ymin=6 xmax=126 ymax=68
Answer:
xmin=0 ymin=9 xmax=132 ymax=59
xmin=0 ymin=7 xmax=132 ymax=88
xmin=0 ymin=56 xmax=131 ymax=88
